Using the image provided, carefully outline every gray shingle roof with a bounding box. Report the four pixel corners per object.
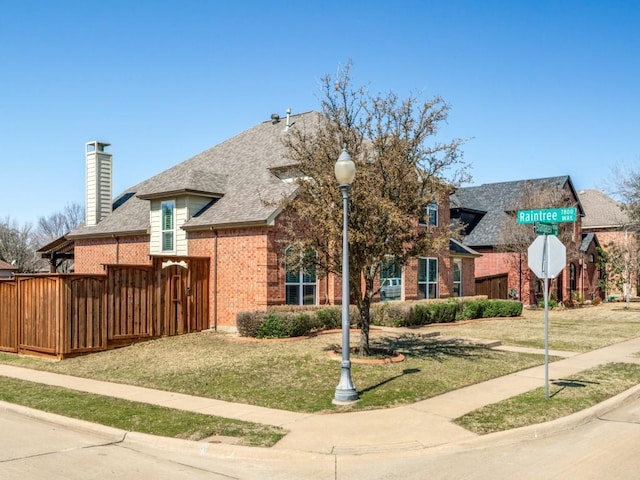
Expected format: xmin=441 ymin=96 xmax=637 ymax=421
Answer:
xmin=69 ymin=112 xmax=319 ymax=238
xmin=578 ymin=189 xmax=630 ymax=229
xmin=451 ymin=176 xmax=578 ymax=247
xmin=580 ymin=232 xmax=598 ymax=253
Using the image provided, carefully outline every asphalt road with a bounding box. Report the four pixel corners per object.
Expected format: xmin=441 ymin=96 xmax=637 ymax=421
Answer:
xmin=2 ymin=397 xmax=640 ymax=480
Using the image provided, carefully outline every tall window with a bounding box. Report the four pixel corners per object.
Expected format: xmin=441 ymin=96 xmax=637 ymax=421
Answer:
xmin=161 ymin=200 xmax=175 ymax=252
xmin=285 ymin=247 xmax=317 ymax=305
xmin=419 ymin=203 xmax=439 ymax=227
xmin=418 ymin=257 xmax=438 ymax=299
xmin=380 ymin=258 xmax=402 ymax=301
xmin=453 ymin=259 xmax=462 ymax=297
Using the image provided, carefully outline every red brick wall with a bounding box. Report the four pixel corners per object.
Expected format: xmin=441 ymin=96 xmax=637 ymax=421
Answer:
xmin=460 ymin=257 xmax=477 ymax=296
xmin=74 ymin=236 xmax=151 ymax=274
xmin=188 ymin=228 xmax=270 ymax=328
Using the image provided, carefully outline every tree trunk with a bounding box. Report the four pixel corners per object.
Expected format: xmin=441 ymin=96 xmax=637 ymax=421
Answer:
xmin=357 ymin=276 xmax=374 ymax=355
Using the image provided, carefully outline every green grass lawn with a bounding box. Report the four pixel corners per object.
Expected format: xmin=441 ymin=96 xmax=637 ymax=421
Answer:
xmin=0 ymin=376 xmax=286 ymax=447
xmin=455 ymin=362 xmax=640 ymax=434
xmin=0 ymin=301 xmax=639 ymax=438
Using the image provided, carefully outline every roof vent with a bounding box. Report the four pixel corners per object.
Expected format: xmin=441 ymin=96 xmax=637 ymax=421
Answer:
xmin=270 ymin=113 xmax=280 ymax=124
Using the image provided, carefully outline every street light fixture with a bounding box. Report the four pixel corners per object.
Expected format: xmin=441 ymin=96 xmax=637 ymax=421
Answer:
xmin=333 ymin=145 xmax=358 ymax=404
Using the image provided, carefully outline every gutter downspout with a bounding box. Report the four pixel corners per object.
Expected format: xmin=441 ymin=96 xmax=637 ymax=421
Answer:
xmin=113 ymin=235 xmax=120 ymax=264
xmin=213 ymin=229 xmax=218 ymax=330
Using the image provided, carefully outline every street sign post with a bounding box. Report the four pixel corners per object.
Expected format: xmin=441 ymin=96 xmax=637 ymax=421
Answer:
xmin=517 ymin=207 xmax=577 ymax=224
xmin=528 ymin=235 xmax=566 ymax=279
xmin=528 ymin=234 xmax=567 ymax=400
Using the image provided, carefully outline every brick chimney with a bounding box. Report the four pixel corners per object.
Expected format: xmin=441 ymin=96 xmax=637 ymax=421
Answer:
xmin=85 ymin=141 xmax=112 ymax=226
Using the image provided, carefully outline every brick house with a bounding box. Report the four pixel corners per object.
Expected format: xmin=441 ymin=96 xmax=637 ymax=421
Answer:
xmin=68 ymin=111 xmax=479 ymax=330
xmin=450 ymin=176 xmax=600 ymax=305
xmin=579 ymin=189 xmax=639 ymax=298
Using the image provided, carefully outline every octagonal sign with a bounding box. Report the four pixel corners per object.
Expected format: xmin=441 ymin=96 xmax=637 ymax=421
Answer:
xmin=528 ymin=235 xmax=566 ymax=279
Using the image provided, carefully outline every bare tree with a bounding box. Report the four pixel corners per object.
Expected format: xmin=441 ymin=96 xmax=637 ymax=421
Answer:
xmin=615 ymin=164 xmax=640 ymax=231
xmin=280 ymin=62 xmax=469 ymax=354
xmin=0 ymin=217 xmax=45 ymax=273
xmin=36 ymin=202 xmax=84 ymax=244
xmin=35 ymin=202 xmax=84 ymax=273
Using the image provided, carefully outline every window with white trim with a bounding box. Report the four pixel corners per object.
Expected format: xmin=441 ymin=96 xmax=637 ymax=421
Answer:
xmin=419 ymin=203 xmax=439 ymax=227
xmin=161 ymin=200 xmax=176 ymax=252
xmin=418 ymin=257 xmax=438 ymax=299
xmin=285 ymin=247 xmax=317 ymax=305
xmin=453 ymin=259 xmax=462 ymax=297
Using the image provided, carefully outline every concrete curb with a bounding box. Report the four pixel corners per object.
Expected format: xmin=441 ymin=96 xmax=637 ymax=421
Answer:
xmin=4 ymin=381 xmax=640 ymax=459
xmin=434 ymin=383 xmax=640 ymax=454
xmin=0 ymin=400 xmax=127 ymax=443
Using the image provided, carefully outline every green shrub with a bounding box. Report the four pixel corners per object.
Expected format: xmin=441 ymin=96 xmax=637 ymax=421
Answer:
xmin=482 ymin=299 xmax=523 ymax=318
xmin=371 ymin=302 xmax=410 ymax=327
xmin=239 ymin=298 xmax=522 ymax=338
xmin=456 ymin=300 xmax=486 ymax=321
xmin=314 ymin=308 xmax=341 ymax=330
xmin=407 ymin=302 xmax=457 ymax=326
xmin=256 ymin=312 xmax=313 ymax=339
xmin=256 ymin=313 xmax=288 ymax=338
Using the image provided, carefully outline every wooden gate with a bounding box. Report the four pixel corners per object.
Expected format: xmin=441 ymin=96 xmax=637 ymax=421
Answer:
xmin=155 ymin=258 xmax=209 ymax=336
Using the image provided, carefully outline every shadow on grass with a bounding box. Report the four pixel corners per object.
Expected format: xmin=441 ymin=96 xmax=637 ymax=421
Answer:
xmin=550 ymin=377 xmax=601 ymax=398
xmin=371 ymin=334 xmax=493 ymax=362
xmin=358 ymin=368 xmax=421 ymax=395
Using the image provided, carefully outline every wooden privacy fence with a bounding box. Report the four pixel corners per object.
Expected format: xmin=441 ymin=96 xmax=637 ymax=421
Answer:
xmin=475 ymin=273 xmax=508 ymax=299
xmin=0 ymin=258 xmax=209 ymax=358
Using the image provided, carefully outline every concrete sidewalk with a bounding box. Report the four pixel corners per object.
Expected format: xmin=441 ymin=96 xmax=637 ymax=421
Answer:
xmin=2 ymin=336 xmax=640 ymax=455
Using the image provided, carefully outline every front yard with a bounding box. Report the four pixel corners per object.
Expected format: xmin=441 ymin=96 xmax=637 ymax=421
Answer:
xmin=1 ymin=302 xmax=638 ymax=413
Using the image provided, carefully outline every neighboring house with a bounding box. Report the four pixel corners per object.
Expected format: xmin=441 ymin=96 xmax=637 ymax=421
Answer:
xmin=0 ymin=259 xmax=17 ymax=279
xmin=37 ymin=235 xmax=75 ymax=273
xmin=451 ymin=176 xmax=600 ymax=305
xmin=68 ymin=111 xmax=478 ymax=330
xmin=579 ymin=189 xmax=639 ymax=298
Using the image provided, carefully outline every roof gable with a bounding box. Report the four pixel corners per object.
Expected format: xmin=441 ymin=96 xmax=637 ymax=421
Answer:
xmin=0 ymin=259 xmax=17 ymax=270
xmin=578 ymin=189 xmax=630 ymax=229
xmin=70 ymin=111 xmax=320 ymax=238
xmin=451 ymin=176 xmax=581 ymax=247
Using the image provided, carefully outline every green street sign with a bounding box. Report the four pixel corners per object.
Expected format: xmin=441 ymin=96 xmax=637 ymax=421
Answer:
xmin=517 ymin=207 xmax=577 ymax=224
xmin=535 ymin=222 xmax=558 ymax=235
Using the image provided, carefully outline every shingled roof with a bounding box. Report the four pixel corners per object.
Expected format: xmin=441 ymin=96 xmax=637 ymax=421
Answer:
xmin=451 ymin=176 xmax=582 ymax=247
xmin=69 ymin=111 xmax=319 ymax=238
xmin=0 ymin=259 xmax=17 ymax=271
xmin=578 ymin=189 xmax=630 ymax=229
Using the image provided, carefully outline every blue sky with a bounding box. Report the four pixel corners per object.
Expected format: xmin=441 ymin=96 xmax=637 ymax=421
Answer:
xmin=1 ymin=0 xmax=638 ymax=225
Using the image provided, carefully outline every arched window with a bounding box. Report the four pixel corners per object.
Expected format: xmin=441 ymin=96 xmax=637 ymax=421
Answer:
xmin=570 ymin=263 xmax=577 ymax=292
xmin=285 ymin=247 xmax=317 ymax=305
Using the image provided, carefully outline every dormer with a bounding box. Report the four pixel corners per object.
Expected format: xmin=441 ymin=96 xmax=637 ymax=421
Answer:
xmin=137 ymin=170 xmax=227 ymax=256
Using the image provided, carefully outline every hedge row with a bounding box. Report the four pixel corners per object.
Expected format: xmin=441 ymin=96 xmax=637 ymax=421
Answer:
xmin=236 ymin=298 xmax=523 ymax=338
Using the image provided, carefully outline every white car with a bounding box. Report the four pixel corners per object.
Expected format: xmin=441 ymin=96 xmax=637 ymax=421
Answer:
xmin=380 ymin=277 xmax=402 ymax=301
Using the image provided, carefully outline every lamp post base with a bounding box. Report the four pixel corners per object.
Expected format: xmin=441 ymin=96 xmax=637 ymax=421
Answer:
xmin=333 ymin=361 xmax=358 ymax=404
